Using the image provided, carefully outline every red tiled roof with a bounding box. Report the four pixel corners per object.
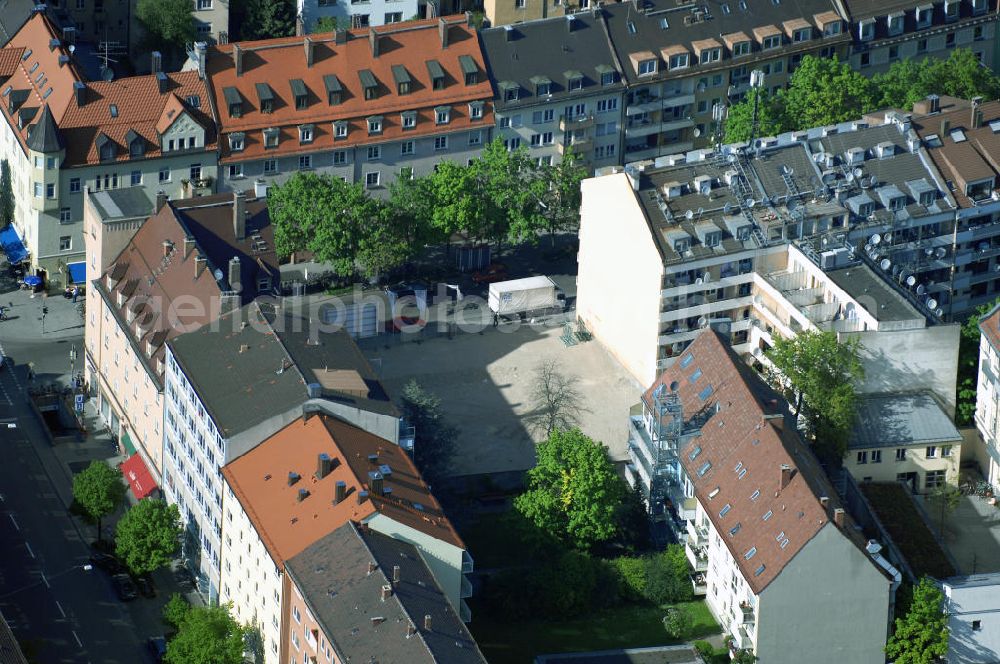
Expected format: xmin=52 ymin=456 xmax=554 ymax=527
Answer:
xmin=205 ymin=17 xmax=493 ymax=163
xmin=647 ymin=330 xmax=860 ymax=594
xmin=222 ymin=413 xmax=463 ymax=570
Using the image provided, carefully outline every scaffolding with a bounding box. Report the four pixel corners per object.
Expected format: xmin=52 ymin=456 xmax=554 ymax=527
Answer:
xmin=629 ymin=382 xmax=684 ymax=515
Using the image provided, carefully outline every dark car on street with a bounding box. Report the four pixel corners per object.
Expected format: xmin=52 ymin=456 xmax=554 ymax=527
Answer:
xmin=111 ymin=574 xmax=138 ymax=601
xmin=89 ymin=553 xmax=125 ymax=574
xmin=134 ymin=574 xmax=156 ymax=598
xmin=147 ymin=636 xmax=167 ymax=662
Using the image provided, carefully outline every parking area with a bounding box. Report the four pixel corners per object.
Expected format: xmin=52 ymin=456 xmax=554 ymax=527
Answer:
xmin=368 ymin=322 xmax=642 ymax=477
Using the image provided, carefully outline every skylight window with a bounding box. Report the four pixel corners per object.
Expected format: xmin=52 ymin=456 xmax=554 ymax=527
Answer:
xmin=689 ymin=446 xmax=702 ymax=461
xmin=735 ymin=462 xmax=744 ymax=473
xmin=720 ymin=504 xmax=732 ymax=517
xmin=708 ymin=487 xmax=720 ymax=499
xmin=776 ymin=531 xmax=785 ymax=541
xmin=763 ymin=510 xmax=773 ymax=521
xmin=698 ymin=385 xmax=714 ymax=401
xmin=110 ymin=104 xmax=119 ymax=118
xmin=698 ymin=461 xmax=712 ymax=477
xmin=21 ymin=49 xmax=31 ymax=62
xmin=729 ymin=523 xmax=741 ymax=536
xmin=780 ymin=539 xmax=789 ymax=549
xmin=659 ymin=17 xmax=669 ymax=29
xmin=738 ymin=468 xmax=748 ymax=479
xmin=721 ymin=2 xmax=730 ymax=13
xmin=990 ymin=120 xmax=1000 ymax=134
xmin=680 ymin=353 xmax=694 ymax=368
xmin=627 ymin=21 xmax=637 ymax=34
xmin=750 ymin=489 xmax=761 ymax=501
xmin=744 ymin=547 xmax=757 ymax=559
xmin=689 ymin=368 xmax=703 ymax=383
xmin=754 ymin=564 xmax=766 ymax=576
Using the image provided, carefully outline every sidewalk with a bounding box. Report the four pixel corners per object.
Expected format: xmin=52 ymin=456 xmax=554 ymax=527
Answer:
xmin=0 ymin=285 xmax=84 ymax=343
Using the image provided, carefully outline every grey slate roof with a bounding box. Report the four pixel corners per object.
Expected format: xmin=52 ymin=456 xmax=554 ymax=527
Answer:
xmin=25 ymin=104 xmax=63 ymax=152
xmin=0 ymin=0 xmax=34 ymax=47
xmin=480 ymin=11 xmax=624 ymax=112
xmin=285 ymin=522 xmax=486 ymax=664
xmin=89 ymin=187 xmax=154 ymax=220
xmin=825 ymin=265 xmax=923 ymax=323
xmin=849 ymin=392 xmax=963 ymax=450
xmin=168 ymin=302 xmax=398 ymax=440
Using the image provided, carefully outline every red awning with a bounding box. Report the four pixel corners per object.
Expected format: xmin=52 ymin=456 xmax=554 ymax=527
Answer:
xmin=120 ymin=454 xmax=157 ymax=500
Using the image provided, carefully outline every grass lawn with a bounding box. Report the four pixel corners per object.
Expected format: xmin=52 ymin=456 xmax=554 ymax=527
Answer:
xmin=469 ymin=600 xmax=719 ymax=664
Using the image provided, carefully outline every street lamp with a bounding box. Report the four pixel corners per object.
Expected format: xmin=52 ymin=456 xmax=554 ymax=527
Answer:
xmin=69 ymin=345 xmax=77 ymax=379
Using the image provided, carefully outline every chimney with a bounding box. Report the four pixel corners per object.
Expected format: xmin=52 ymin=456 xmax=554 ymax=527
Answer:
xmin=367 ymin=561 xmax=376 ymax=575
xmin=368 ymin=453 xmax=379 ymax=464
xmin=194 ymin=41 xmax=207 ymax=79
xmin=466 ymin=10 xmax=474 ymax=26
xmin=194 ymin=254 xmax=207 ymax=279
xmin=928 ymin=93 xmax=940 ymax=113
xmin=369 ymin=28 xmax=379 ymax=57
xmin=392 ymin=565 xmax=400 ymax=583
xmin=253 ymin=179 xmax=268 ymax=198
xmin=423 ymin=614 xmax=432 ymax=631
xmin=335 ymin=28 xmax=348 ymax=44
xmin=380 ymin=584 xmax=392 ymax=601
xmin=369 ymin=472 xmax=384 ymax=496
xmin=151 ymin=50 xmax=162 ymax=73
xmin=358 ymin=489 xmax=369 ymax=504
xmin=155 ymin=190 xmax=168 ymax=213
xmin=407 ymin=624 xmax=417 ymax=638
xmin=438 ymin=18 xmax=449 ymax=48
xmin=304 ymin=37 xmax=314 ymax=67
xmin=779 ymin=464 xmax=792 ymax=491
xmin=162 ymin=240 xmax=173 ymax=257
xmin=972 ymin=96 xmax=984 ymax=129
xmin=73 ymin=81 xmax=86 ymax=107
xmin=156 ymin=71 xmax=168 ymax=94
xmin=334 ymin=480 xmax=346 ymax=504
xmin=316 ymin=453 xmax=333 ymax=479
xmin=228 ymin=256 xmax=241 ymax=292
xmin=504 ymin=25 xmax=514 ymax=42
xmin=297 ymin=488 xmax=310 ymax=502
xmin=566 ymin=14 xmax=576 ymax=32
xmin=183 ymin=236 xmax=196 ymax=259
xmin=940 ymin=118 xmax=951 ymax=136
xmin=833 ymin=508 xmax=845 ymax=527
xmin=48 ymin=38 xmax=60 ymax=52
xmin=233 ymin=44 xmax=243 ymax=76
xmin=287 ymin=471 xmax=300 ymax=486
xmin=233 ymin=190 xmax=246 ymax=239
xmin=819 ymin=496 xmax=829 ymax=507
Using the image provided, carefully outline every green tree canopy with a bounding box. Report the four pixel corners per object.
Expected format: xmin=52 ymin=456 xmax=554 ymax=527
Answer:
xmin=165 ymin=604 xmax=247 ymax=664
xmin=0 ymin=159 xmax=13 ymax=227
xmin=135 ymin=0 xmax=196 ymax=56
xmin=766 ymin=330 xmax=864 ymax=465
xmin=885 ymin=577 xmax=949 ymax=664
xmin=399 ymin=380 xmax=456 ymax=486
xmin=529 ymin=148 xmax=587 ymax=243
xmin=514 ymin=428 xmax=626 ymax=549
xmin=71 ymin=461 xmax=127 ymax=542
xmin=723 ymin=89 xmax=788 ymax=144
xmin=115 ymin=499 xmax=182 ymax=575
xmin=162 ymin=593 xmax=191 ymax=632
xmin=313 ymin=16 xmax=343 ymax=32
xmin=781 ymin=56 xmax=877 ymax=129
xmin=957 ymin=297 xmax=1000 ymax=424
xmin=241 ymin=0 xmax=296 ymax=40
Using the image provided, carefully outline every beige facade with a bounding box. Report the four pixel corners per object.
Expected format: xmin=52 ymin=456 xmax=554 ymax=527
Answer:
xmin=483 ymin=0 xmax=571 ymax=28
xmin=845 ymin=440 xmax=961 ymax=491
xmin=976 ymin=326 xmax=1000 ymax=486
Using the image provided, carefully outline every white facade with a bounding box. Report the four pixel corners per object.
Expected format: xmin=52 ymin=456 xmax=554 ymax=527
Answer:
xmin=976 ymin=318 xmax=1000 ymax=487
xmin=941 ymin=573 xmax=1000 ymax=664
xmin=297 ymin=0 xmax=422 ymax=32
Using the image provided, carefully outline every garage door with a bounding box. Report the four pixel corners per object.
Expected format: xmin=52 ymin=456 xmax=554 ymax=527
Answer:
xmin=320 ymin=302 xmax=379 ymax=338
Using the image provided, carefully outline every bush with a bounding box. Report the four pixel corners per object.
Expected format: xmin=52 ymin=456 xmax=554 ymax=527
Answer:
xmin=663 ymin=605 xmax=692 ymax=639
xmin=644 ymin=545 xmax=694 ymax=605
xmin=610 ymin=556 xmax=647 ymax=601
xmin=483 ymin=551 xmax=612 ymax=620
xmin=694 ymin=640 xmax=715 ymax=660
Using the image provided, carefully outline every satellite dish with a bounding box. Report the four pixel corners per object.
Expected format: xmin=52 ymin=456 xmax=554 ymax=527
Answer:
xmin=69 ymin=44 xmax=76 ymax=54
xmin=852 ymin=167 xmax=864 ymax=179
xmin=100 ymin=66 xmax=114 ymax=81
xmin=870 ymin=234 xmax=881 ymax=245
xmin=935 ymin=247 xmax=947 ymax=259
xmin=906 ymin=275 xmax=917 ymax=287
xmin=916 ymin=284 xmax=926 ymax=295
xmin=927 ymin=298 xmax=938 ymax=310
xmin=813 ymin=151 xmax=827 ymax=163
xmin=781 ymin=164 xmax=794 ymax=175
xmin=698 ymin=317 xmax=708 ymax=328
xmin=845 ymin=171 xmax=855 ymax=183
xmin=822 ymin=172 xmax=837 ymax=185
xmin=693 ymin=127 xmax=702 ymax=138
xmin=696 ymin=207 xmax=704 ymax=218
xmin=685 ymin=209 xmax=694 ymax=220
xmin=669 ymin=381 xmax=680 ymax=392
xmin=879 ymin=258 xmax=891 ymax=271
xmin=883 ymin=233 xmax=892 ymax=243
xmin=213 ymin=268 xmax=224 ymax=281
xmin=935 ymin=308 xmax=944 ymax=317
xmin=745 ymin=198 xmax=756 ymax=209
xmin=924 ymin=247 xmax=934 ymax=257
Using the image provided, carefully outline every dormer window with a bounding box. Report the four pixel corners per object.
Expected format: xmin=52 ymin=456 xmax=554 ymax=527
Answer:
xmin=793 ymin=28 xmax=811 ymax=42
xmin=223 ymin=87 xmax=242 ymax=118
xmin=973 ymin=0 xmax=987 ymax=15
xmin=564 ymin=70 xmax=584 ymax=91
xmin=762 ymin=34 xmax=782 ymax=49
xmin=298 ymin=124 xmax=313 ymax=144
xmin=699 ymin=48 xmax=721 ymax=64
xmin=823 ymin=20 xmax=842 ymax=36
xmin=468 ymin=101 xmax=484 ymax=120
xmin=334 ymin=121 xmax=348 ymax=139
xmin=426 ymin=60 xmax=445 ymax=90
xmin=531 ymin=76 xmax=552 ymax=97
xmin=97 ymin=134 xmax=116 ymax=162
xmin=290 ymin=78 xmax=308 ymax=110
xmin=944 ymin=0 xmax=959 ymax=21
xmin=263 ymin=128 xmax=279 ymax=149
xmin=858 ymin=18 xmax=875 ymax=41
xmin=638 ymin=59 xmax=657 ymax=76
xmin=400 ymin=111 xmax=417 ymax=129
xmin=732 ymin=41 xmax=751 ymax=56
xmin=459 ymin=55 xmax=479 ymax=85
xmin=919 ymin=191 xmax=935 ymax=206
xmin=359 ymin=69 xmax=379 ymax=100
xmin=323 ymin=74 xmax=342 ymax=106
xmin=916 ymin=4 xmax=933 ymax=29
xmin=499 ymin=80 xmax=519 ymax=102
xmin=229 ymin=132 xmax=245 ymax=152
xmin=117 ymin=290 xmax=126 ymax=307
xmin=126 ymin=130 xmax=144 ymax=158
xmin=435 ymin=106 xmax=450 ymax=125
xmin=887 ymin=12 xmax=904 ymax=36
xmin=597 ymin=64 xmax=617 ymax=85
xmin=391 ymin=65 xmax=411 ymax=95
xmin=367 ymin=116 xmax=382 ymax=135
xmin=256 ymin=83 xmax=275 ymax=114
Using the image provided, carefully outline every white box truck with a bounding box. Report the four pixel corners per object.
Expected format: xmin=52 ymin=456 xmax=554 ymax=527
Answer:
xmin=488 ymin=276 xmax=565 ymax=318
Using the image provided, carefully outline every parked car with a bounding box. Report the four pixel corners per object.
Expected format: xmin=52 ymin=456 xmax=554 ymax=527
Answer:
xmin=134 ymin=574 xmax=156 ymax=599
xmin=111 ymin=574 xmax=138 ymax=601
xmin=89 ymin=553 xmax=125 ymax=574
xmin=147 ymin=636 xmax=167 ymax=662
xmin=472 ymin=263 xmax=508 ymax=284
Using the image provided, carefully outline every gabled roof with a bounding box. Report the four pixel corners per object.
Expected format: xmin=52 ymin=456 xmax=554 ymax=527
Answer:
xmin=286 ymin=522 xmax=486 ymax=664
xmin=24 ymin=103 xmax=62 ymax=152
xmin=154 ymin=94 xmax=190 ymax=135
xmin=979 ymin=300 xmax=1000 ymax=352
xmin=648 ymin=329 xmax=866 ymax=594
xmin=221 ymin=413 xmax=463 ymax=571
xmin=849 ymin=392 xmax=962 ymax=450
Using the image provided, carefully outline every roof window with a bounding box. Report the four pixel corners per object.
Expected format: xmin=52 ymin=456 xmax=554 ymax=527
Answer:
xmin=744 ymin=546 xmax=757 ymax=559
xmin=324 ymin=75 xmax=342 ymax=106
xmin=750 ymin=489 xmax=761 ymax=501
xmin=708 ymin=487 xmax=720 ymax=499
xmin=754 ymin=564 xmax=766 ymax=576
xmin=109 ymin=104 xmax=118 ymax=118
xmin=697 ymin=461 xmax=712 ymax=477
xmin=689 ymin=445 xmax=702 ymax=461
xmin=290 ymin=78 xmax=308 ymax=109
xmin=720 ymin=503 xmax=732 ymax=517
xmin=689 ymin=368 xmax=703 ymax=383
xmin=359 ymin=69 xmax=379 ymax=100
xmin=680 ymin=353 xmax=694 ymax=368
xmin=729 ymin=523 xmax=741 ymax=536
xmin=255 ymin=83 xmax=275 ymax=113
xmin=698 ymin=385 xmax=714 ymax=401
xmin=762 ymin=510 xmax=773 ymax=521
xmin=426 ymin=60 xmax=445 ymax=90
xmin=459 ymin=55 xmax=478 ymax=85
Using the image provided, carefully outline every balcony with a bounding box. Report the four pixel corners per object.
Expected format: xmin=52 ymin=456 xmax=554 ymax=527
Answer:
xmin=461 ymin=550 xmax=474 ymax=574
xmin=691 ymin=572 xmax=707 ymax=596
xmin=626 ymin=92 xmax=695 ymax=116
xmin=559 ymin=137 xmax=591 ymax=154
xmin=687 ymin=520 xmax=708 ymax=546
xmin=625 ymin=116 xmax=694 ymax=139
xmin=459 ymin=599 xmax=472 ymax=623
xmin=559 ymin=113 xmax=594 ymax=131
xmin=460 ymin=574 xmax=473 ymax=599
xmin=685 ymin=540 xmax=709 ymax=572
xmin=624 ymin=141 xmax=693 ymax=162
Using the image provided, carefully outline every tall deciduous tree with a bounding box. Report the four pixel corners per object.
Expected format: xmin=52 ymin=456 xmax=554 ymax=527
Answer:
xmin=135 ymin=0 xmax=196 ymax=57
xmin=530 ymin=148 xmax=587 ymax=244
xmin=766 ymin=330 xmax=864 ymax=465
xmin=956 ymin=297 xmax=1000 ymax=424
xmin=165 ymin=604 xmax=247 ymax=664
xmin=526 ymin=359 xmax=584 ymax=437
xmin=242 ymin=0 xmax=296 ymax=40
xmin=427 ymin=159 xmax=485 ymax=243
xmin=515 ymin=428 xmax=626 ymax=550
xmin=885 ymin=577 xmax=949 ymax=664
xmin=115 ymin=499 xmax=182 ymax=575
xmin=781 ymin=56 xmax=877 ymax=129
xmin=723 ymin=88 xmax=788 ymax=143
xmin=72 ymin=461 xmax=127 ymax=542
xmin=399 ymin=380 xmax=456 ymax=486
xmin=0 ymin=159 xmax=14 ymax=227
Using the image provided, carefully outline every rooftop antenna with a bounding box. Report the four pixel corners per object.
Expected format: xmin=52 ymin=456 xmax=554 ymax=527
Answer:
xmin=748 ymin=69 xmax=766 ymax=146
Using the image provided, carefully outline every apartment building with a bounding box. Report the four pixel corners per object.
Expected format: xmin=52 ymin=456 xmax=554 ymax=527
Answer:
xmin=297 ymin=0 xmax=422 ymax=31
xmin=196 ymin=15 xmax=493 ymax=194
xmin=603 ymin=0 xmax=850 ymax=161
xmin=0 ymin=11 xmax=218 ymax=284
xmin=480 ymin=12 xmax=626 ymax=170
xmin=631 ymin=329 xmax=894 ymax=663
xmin=940 ymin=573 xmax=1000 ymax=664
xmin=844 ymin=392 xmax=962 ymax=492
xmin=220 ymin=411 xmax=472 ymax=664
xmin=84 ymin=190 xmax=276 ymax=497
xmin=977 ymin=302 xmax=1000 ymax=486
xmin=285 ymin=522 xmax=486 ymax=664
xmin=842 ymin=0 xmax=998 ymax=75
xmin=163 ymin=301 xmax=406 ymax=604
xmin=578 ymin=112 xmax=965 ymax=406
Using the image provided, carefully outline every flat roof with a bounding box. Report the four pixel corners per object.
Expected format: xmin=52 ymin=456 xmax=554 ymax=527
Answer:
xmin=825 ymin=265 xmax=923 ymax=323
xmin=89 ymin=187 xmax=153 ymax=221
xmin=849 ymin=392 xmax=962 ymax=450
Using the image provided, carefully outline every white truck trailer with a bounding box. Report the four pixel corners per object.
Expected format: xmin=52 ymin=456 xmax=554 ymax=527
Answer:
xmin=488 ymin=276 xmax=565 ymax=318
